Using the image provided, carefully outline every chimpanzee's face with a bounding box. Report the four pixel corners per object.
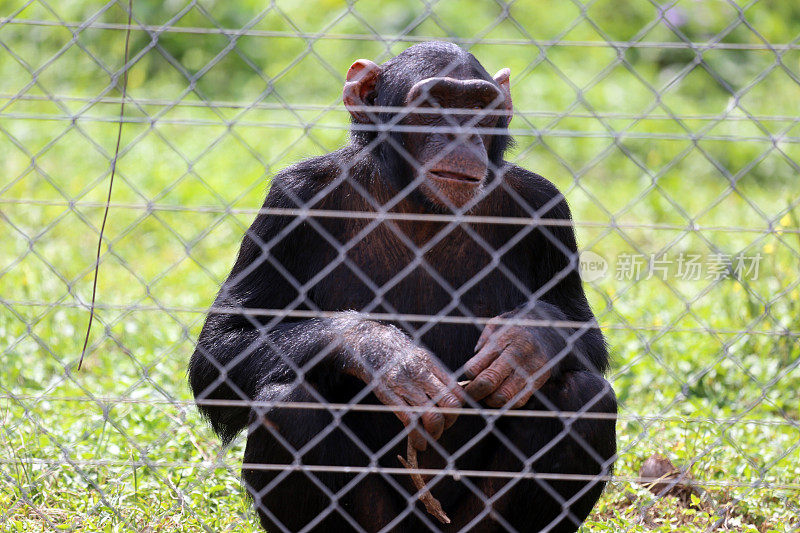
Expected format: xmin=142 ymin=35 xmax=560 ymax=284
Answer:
xmin=342 ymin=52 xmax=512 ymax=210
xmin=401 ymin=76 xmax=506 ymax=209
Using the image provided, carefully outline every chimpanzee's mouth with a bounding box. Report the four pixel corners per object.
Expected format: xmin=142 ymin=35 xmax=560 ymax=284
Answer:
xmin=430 ymin=171 xmax=482 ymax=183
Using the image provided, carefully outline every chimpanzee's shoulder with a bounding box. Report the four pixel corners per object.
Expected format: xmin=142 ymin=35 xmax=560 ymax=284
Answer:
xmin=499 ymin=163 xmax=572 ymax=220
xmin=264 ymin=147 xmax=360 ymax=208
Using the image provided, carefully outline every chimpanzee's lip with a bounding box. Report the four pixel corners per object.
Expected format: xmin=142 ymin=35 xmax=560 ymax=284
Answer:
xmin=429 ymin=171 xmax=482 ymax=183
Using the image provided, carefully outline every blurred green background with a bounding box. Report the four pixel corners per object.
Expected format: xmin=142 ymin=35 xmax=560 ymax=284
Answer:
xmin=1 ymin=0 xmax=799 ymax=531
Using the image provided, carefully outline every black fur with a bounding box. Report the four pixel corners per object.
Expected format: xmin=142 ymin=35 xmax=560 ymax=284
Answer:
xmin=189 ymin=42 xmax=616 ymax=532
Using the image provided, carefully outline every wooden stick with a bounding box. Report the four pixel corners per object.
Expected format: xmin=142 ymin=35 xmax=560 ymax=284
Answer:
xmin=397 ymin=440 xmax=451 ymax=524
xmin=395 ymin=379 xmax=471 ymax=524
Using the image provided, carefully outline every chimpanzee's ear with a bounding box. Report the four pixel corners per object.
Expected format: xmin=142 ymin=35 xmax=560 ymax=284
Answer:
xmin=493 ymin=68 xmax=513 ymax=123
xmin=343 ymin=59 xmax=381 ymax=123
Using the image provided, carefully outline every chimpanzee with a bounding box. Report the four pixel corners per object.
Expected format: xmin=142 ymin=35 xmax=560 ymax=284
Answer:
xmin=189 ymin=41 xmax=616 ymax=533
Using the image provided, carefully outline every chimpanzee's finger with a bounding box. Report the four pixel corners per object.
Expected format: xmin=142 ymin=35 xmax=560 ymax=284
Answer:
xmin=402 ymin=386 xmax=444 ymax=443
xmin=428 ymin=361 xmax=466 ymax=402
xmin=473 ymin=317 xmax=504 ymax=354
xmin=473 ymin=327 xmax=492 ymax=355
xmin=475 ymin=311 xmax=521 ymax=353
xmin=513 ymin=362 xmax=552 ymax=408
xmin=464 ymin=352 xmax=514 ymax=401
xmin=372 ymin=385 xmax=428 ymax=451
xmin=485 ymin=369 xmax=529 ymax=408
xmin=464 ymin=337 xmax=508 ymax=380
xmin=419 ymin=409 xmax=445 ymax=441
xmin=421 ymin=372 xmax=463 ymax=430
xmin=398 ymin=404 xmax=429 ymax=452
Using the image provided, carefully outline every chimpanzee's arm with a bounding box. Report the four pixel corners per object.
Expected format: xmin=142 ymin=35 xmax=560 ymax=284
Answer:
xmin=188 ymin=162 xmax=460 ymax=447
xmin=464 ymin=168 xmax=608 ymax=407
xmin=523 ymin=171 xmax=608 ymax=376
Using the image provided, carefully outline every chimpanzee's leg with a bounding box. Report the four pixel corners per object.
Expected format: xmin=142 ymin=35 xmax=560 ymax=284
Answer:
xmin=446 ymin=370 xmax=617 ymax=533
xmin=241 ymin=383 xmax=423 ymax=533
xmin=242 ymin=372 xmax=615 ymax=533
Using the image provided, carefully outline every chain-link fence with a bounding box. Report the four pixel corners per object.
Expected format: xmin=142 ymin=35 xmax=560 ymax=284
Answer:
xmin=2 ymin=1 xmax=799 ymax=532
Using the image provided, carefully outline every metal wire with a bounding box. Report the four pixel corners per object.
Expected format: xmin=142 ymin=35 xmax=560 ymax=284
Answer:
xmin=2 ymin=1 xmax=799 ymax=532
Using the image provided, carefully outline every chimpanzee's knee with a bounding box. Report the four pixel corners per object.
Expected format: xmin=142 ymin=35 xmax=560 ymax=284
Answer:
xmin=504 ymin=370 xmax=617 ymax=460
xmin=492 ymin=371 xmax=616 ymax=532
xmin=241 ymin=383 xmax=344 ymax=532
xmin=558 ymin=369 xmax=617 ymax=465
xmin=541 ymin=370 xmax=617 ymax=531
xmin=241 ymin=383 xmax=398 ymax=532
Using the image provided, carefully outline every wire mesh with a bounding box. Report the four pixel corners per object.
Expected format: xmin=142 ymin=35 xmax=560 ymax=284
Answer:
xmin=1 ymin=0 xmax=799 ymax=532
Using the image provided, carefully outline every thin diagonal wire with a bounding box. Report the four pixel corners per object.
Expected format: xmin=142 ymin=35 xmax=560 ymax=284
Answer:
xmin=78 ymin=0 xmax=133 ymax=370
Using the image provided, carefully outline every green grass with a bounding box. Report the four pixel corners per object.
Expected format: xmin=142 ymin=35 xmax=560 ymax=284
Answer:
xmin=2 ymin=0 xmax=800 ymax=531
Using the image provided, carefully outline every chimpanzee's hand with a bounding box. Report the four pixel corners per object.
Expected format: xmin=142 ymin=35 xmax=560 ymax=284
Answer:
xmin=463 ymin=312 xmax=552 ymax=408
xmin=369 ymin=348 xmax=464 ymax=451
